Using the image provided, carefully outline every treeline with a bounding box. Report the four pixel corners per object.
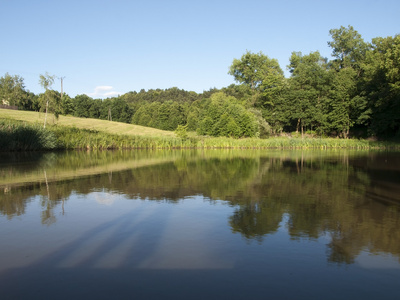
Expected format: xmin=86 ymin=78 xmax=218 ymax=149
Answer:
xmin=1 ymin=25 xmax=399 ymax=139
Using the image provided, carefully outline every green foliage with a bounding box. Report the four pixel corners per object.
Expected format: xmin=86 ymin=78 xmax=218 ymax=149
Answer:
xmin=285 ymin=51 xmax=330 ymax=135
xmin=248 ymin=108 xmax=271 ymax=138
xmin=39 ymin=73 xmax=55 ymax=90
xmin=229 ymin=50 xmax=283 ymax=91
xmin=73 ymin=94 xmax=93 ymax=118
xmin=175 ymin=124 xmax=188 ymax=139
xmin=363 ymin=35 xmax=400 ymax=137
xmin=38 ymin=90 xmax=61 ymax=119
xmin=105 ymin=98 xmax=134 ymax=123
xmin=123 ymin=87 xmax=200 ymax=104
xmin=61 ymin=94 xmax=74 ymax=115
xmin=325 ymin=27 xmax=369 ymax=138
xmin=4 ymin=26 xmax=400 ymax=140
xmin=50 ymin=126 xmax=198 ymax=150
xmin=0 ymin=73 xmax=32 ymax=109
xmin=38 ymin=72 xmax=57 ymax=128
xmin=131 ymin=100 xmax=187 ymax=130
xmin=328 ymin=25 xmax=368 ymax=71
xmin=194 ymin=92 xmax=258 ymax=138
xmin=1 ymin=117 xmax=398 ymax=151
xmin=198 ymin=136 xmax=397 ymax=149
xmin=0 ymin=119 xmax=57 ymax=151
xmin=70 ymin=95 xmax=134 ymax=123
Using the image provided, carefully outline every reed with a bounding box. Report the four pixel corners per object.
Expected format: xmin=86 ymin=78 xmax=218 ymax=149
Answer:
xmin=48 ymin=126 xmax=198 ymax=150
xmin=197 ymin=136 xmax=398 ymax=150
xmin=1 ymin=117 xmax=399 ymax=151
xmin=0 ymin=119 xmax=58 ymax=151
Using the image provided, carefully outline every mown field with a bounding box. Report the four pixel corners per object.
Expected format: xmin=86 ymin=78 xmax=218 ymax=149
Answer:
xmin=0 ymin=109 xmax=175 ymax=137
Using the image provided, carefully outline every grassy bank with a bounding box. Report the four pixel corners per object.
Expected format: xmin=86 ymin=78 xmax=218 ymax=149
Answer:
xmin=1 ymin=109 xmax=399 ymax=151
xmin=199 ymin=136 xmax=397 ymax=149
xmin=0 ymin=119 xmax=58 ymax=151
xmin=0 ymin=109 xmax=175 ymax=137
xmin=0 ymin=118 xmax=196 ymax=150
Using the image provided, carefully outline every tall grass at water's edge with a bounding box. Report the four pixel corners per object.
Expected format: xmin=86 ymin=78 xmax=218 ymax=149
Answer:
xmin=1 ymin=118 xmax=399 ymax=151
xmin=0 ymin=119 xmax=57 ymax=151
xmin=0 ymin=119 xmax=196 ymax=151
xmin=198 ymin=136 xmax=398 ymax=149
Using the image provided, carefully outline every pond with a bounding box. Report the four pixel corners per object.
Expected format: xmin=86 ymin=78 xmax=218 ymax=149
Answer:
xmin=1 ymin=149 xmax=400 ymax=299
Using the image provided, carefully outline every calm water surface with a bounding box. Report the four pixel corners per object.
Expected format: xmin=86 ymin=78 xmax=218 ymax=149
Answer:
xmin=0 ymin=149 xmax=399 ymax=299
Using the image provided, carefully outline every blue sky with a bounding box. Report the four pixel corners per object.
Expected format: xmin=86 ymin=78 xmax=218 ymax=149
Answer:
xmin=1 ymin=0 xmax=399 ymax=98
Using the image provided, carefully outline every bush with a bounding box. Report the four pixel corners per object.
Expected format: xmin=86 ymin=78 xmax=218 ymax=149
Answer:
xmin=193 ymin=92 xmax=259 ymax=138
xmin=175 ymin=124 xmax=188 ymax=139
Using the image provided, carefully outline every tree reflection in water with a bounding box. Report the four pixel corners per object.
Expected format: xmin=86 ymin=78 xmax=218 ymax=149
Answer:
xmin=1 ymin=149 xmax=399 ymax=264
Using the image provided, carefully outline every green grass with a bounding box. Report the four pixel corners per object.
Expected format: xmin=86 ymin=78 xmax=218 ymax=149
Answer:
xmin=1 ymin=108 xmax=399 ymax=151
xmin=0 ymin=109 xmax=175 ymax=137
xmin=0 ymin=115 xmax=196 ymax=151
xmin=197 ymin=136 xmax=397 ymax=149
xmin=0 ymin=119 xmax=57 ymax=151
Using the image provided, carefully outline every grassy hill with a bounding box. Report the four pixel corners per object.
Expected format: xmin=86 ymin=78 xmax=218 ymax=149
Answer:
xmin=1 ymin=108 xmax=399 ymax=151
xmin=0 ymin=109 xmax=175 ymax=137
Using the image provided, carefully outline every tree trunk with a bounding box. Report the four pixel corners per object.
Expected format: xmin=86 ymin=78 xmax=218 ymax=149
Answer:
xmin=43 ymin=100 xmax=49 ymax=128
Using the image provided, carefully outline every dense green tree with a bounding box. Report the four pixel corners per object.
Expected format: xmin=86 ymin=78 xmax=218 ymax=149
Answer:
xmin=60 ymin=94 xmax=74 ymax=115
xmin=109 ymin=97 xmax=133 ymax=123
xmin=123 ymin=87 xmax=199 ymax=104
xmin=25 ymin=91 xmax=38 ymax=111
xmin=327 ymin=25 xmax=370 ymax=138
xmin=327 ymin=68 xmax=359 ymax=137
xmin=229 ymin=51 xmax=283 ymax=91
xmin=0 ymin=73 xmax=31 ymax=109
xmin=328 ymin=25 xmax=369 ymax=71
xmin=229 ymin=51 xmax=284 ymax=109
xmin=131 ymin=100 xmax=186 ymax=130
xmin=228 ymin=51 xmax=285 ymax=134
xmin=220 ymin=84 xmax=253 ymax=104
xmin=73 ymin=94 xmax=93 ymax=118
xmin=88 ymin=99 xmax=102 ymax=119
xmin=286 ymin=51 xmax=330 ymax=135
xmin=363 ymin=35 xmax=400 ymax=137
xmin=195 ymin=92 xmax=258 ymax=138
xmin=131 ymin=104 xmax=153 ymax=127
xmin=186 ymin=99 xmax=204 ymax=131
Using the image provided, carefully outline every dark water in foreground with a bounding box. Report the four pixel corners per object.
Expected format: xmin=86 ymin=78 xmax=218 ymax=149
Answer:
xmin=0 ymin=149 xmax=399 ymax=300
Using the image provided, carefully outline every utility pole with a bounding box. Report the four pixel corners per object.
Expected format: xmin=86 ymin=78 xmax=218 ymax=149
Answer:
xmin=58 ymin=76 xmax=66 ymax=98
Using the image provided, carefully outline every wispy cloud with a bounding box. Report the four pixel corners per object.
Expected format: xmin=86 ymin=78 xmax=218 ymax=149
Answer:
xmin=86 ymin=85 xmax=122 ymax=98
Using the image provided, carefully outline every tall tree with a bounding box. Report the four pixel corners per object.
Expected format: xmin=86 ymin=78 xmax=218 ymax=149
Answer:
xmin=327 ymin=25 xmax=369 ymax=138
xmin=39 ymin=73 xmax=55 ymax=128
xmin=286 ymin=51 xmax=330 ymax=136
xmin=363 ymin=35 xmax=400 ymax=137
xmin=73 ymin=94 xmax=93 ymax=118
xmin=0 ymin=73 xmax=30 ymax=109
xmin=328 ymin=25 xmax=368 ymax=71
xmin=229 ymin=51 xmax=284 ymax=106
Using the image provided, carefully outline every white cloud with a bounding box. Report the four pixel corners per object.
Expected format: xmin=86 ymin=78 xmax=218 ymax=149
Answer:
xmin=86 ymin=85 xmax=122 ymax=98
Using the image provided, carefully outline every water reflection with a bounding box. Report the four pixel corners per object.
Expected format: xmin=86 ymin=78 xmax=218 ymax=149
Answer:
xmin=1 ymin=149 xmax=400 ymax=267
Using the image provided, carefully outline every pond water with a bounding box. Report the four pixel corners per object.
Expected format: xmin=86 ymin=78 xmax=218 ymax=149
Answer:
xmin=1 ymin=149 xmax=399 ymax=299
